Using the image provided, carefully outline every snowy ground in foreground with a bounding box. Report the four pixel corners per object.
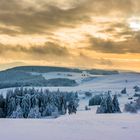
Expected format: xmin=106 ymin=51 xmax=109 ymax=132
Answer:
xmin=0 ymin=110 xmax=140 ymax=140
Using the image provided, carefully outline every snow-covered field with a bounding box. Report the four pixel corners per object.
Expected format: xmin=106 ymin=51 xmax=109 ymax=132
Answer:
xmin=30 ymin=72 xmax=140 ymax=92
xmin=2 ymin=72 xmax=140 ymax=92
xmin=0 ymin=110 xmax=140 ymax=140
xmin=1 ymin=72 xmax=140 ymax=102
xmin=0 ymin=72 xmax=140 ymax=140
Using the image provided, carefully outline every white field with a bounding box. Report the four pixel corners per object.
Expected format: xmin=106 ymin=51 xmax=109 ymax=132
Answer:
xmin=0 ymin=72 xmax=140 ymax=140
xmin=32 ymin=72 xmax=140 ymax=92
xmin=0 ymin=110 xmax=140 ymax=140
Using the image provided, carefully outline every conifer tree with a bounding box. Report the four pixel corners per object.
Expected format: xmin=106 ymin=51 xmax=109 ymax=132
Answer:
xmin=112 ymin=95 xmax=121 ymax=113
xmin=10 ymin=105 xmax=23 ymax=118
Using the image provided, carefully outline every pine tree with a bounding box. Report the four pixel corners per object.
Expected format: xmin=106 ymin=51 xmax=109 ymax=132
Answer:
xmin=96 ymin=92 xmax=121 ymax=114
xmin=42 ymin=104 xmax=57 ymax=116
xmin=112 ymin=95 xmax=121 ymax=113
xmin=0 ymin=87 xmax=79 ymax=118
xmin=0 ymin=94 xmax=5 ymax=118
xmin=121 ymin=88 xmax=127 ymax=94
xmin=68 ymin=100 xmax=78 ymax=114
xmin=10 ymin=105 xmax=23 ymax=118
xmin=96 ymin=96 xmax=107 ymax=113
xmin=106 ymin=93 xmax=114 ymax=113
xmin=21 ymin=94 xmax=31 ymax=118
xmin=7 ymin=97 xmax=16 ymax=117
xmin=28 ymin=106 xmax=41 ymax=118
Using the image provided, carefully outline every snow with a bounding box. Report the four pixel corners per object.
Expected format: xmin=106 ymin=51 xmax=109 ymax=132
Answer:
xmin=35 ymin=72 xmax=140 ymax=93
xmin=0 ymin=72 xmax=140 ymax=108
xmin=1 ymin=72 xmax=140 ymax=93
xmin=0 ymin=72 xmax=140 ymax=139
xmin=0 ymin=110 xmax=140 ymax=140
xmin=30 ymin=71 xmax=101 ymax=84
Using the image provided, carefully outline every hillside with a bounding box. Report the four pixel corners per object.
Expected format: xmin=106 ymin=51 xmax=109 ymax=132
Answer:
xmin=0 ymin=66 xmax=119 ymax=89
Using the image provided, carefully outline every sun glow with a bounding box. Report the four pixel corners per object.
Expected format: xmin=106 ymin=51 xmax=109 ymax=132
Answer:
xmin=129 ymin=20 xmax=140 ymax=31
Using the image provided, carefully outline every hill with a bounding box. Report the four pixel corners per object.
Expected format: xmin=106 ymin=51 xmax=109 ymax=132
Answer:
xmin=0 ymin=66 xmax=119 ymax=89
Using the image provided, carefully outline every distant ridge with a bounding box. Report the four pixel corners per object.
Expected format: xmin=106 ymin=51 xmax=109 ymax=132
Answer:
xmin=6 ymin=66 xmax=119 ymax=75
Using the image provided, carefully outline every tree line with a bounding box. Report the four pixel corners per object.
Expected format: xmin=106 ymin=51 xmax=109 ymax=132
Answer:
xmin=0 ymin=88 xmax=79 ymax=118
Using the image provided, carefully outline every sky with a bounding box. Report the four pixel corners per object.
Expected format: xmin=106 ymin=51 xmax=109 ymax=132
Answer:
xmin=0 ymin=0 xmax=140 ymax=71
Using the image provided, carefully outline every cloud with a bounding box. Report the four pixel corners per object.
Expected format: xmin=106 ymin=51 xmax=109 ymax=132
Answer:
xmin=0 ymin=0 xmax=140 ymax=35
xmin=0 ymin=0 xmax=91 ymax=34
xmin=87 ymin=30 xmax=140 ymax=53
xmin=0 ymin=0 xmax=140 ymax=71
xmin=77 ymin=52 xmax=113 ymax=66
xmin=0 ymin=42 xmax=69 ymax=58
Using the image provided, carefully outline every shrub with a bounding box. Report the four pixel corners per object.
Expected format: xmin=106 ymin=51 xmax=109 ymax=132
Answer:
xmin=121 ymin=88 xmax=127 ymax=94
xmin=85 ymin=92 xmax=92 ymax=97
xmin=89 ymin=95 xmax=102 ymax=106
xmin=133 ymin=86 xmax=140 ymax=92
xmin=124 ymin=102 xmax=137 ymax=113
xmin=124 ymin=97 xmax=140 ymax=113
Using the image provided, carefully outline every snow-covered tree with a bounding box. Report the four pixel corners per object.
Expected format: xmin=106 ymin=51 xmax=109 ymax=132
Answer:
xmin=89 ymin=95 xmax=102 ymax=106
xmin=0 ymin=94 xmax=5 ymax=118
xmin=21 ymin=94 xmax=31 ymax=118
xmin=133 ymin=86 xmax=140 ymax=92
xmin=124 ymin=102 xmax=137 ymax=113
xmin=121 ymin=88 xmax=127 ymax=94
xmin=7 ymin=97 xmax=16 ymax=117
xmin=124 ymin=97 xmax=140 ymax=113
xmin=106 ymin=93 xmax=114 ymax=113
xmin=97 ymin=92 xmax=121 ymax=114
xmin=10 ymin=105 xmax=23 ymax=118
xmin=136 ymin=97 xmax=140 ymax=109
xmin=42 ymin=104 xmax=55 ymax=116
xmin=68 ymin=100 xmax=78 ymax=114
xmin=112 ymin=95 xmax=121 ymax=113
xmin=28 ymin=106 xmax=41 ymax=118
xmin=1 ymin=87 xmax=79 ymax=118
xmin=96 ymin=96 xmax=107 ymax=113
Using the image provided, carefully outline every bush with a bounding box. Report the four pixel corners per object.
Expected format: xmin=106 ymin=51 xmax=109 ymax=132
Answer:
xmin=124 ymin=102 xmax=137 ymax=113
xmin=89 ymin=95 xmax=102 ymax=106
xmin=124 ymin=97 xmax=140 ymax=113
xmin=136 ymin=97 xmax=140 ymax=110
xmin=121 ymin=88 xmax=127 ymax=94
xmin=85 ymin=106 xmax=90 ymax=111
xmin=85 ymin=92 xmax=92 ymax=97
xmin=133 ymin=86 xmax=140 ymax=92
xmin=133 ymin=93 xmax=140 ymax=97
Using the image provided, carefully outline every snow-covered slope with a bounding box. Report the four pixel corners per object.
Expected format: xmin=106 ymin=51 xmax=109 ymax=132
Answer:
xmin=0 ymin=110 xmax=140 ymax=140
xmin=0 ymin=70 xmax=140 ymax=140
xmin=29 ymin=72 xmax=140 ymax=92
xmin=30 ymin=71 xmax=99 ymax=84
xmin=0 ymin=72 xmax=140 ymax=108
